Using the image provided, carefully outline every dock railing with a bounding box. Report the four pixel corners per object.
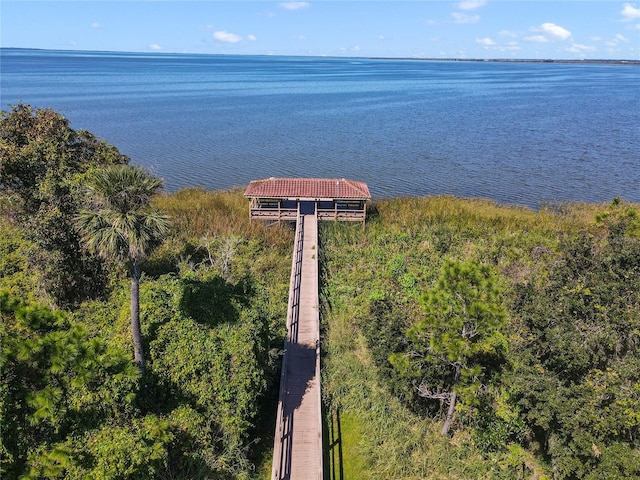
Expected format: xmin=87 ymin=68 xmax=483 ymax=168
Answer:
xmin=271 ymin=213 xmax=304 ymax=480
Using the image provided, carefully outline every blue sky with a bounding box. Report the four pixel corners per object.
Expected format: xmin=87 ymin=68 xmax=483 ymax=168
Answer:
xmin=2 ymin=1 xmax=640 ymax=59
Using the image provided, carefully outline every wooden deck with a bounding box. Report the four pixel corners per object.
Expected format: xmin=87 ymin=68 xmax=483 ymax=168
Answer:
xmin=272 ymin=213 xmax=323 ymax=480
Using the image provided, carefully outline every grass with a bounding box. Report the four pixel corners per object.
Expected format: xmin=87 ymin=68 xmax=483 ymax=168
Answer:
xmin=325 ymin=409 xmax=366 ymax=480
xmin=13 ymin=178 xmax=625 ymax=478
xmin=318 ymin=195 xmax=617 ymax=479
xmin=154 ymin=187 xmax=294 ymax=251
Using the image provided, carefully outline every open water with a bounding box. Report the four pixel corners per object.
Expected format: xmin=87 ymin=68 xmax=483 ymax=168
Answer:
xmin=1 ymin=48 xmax=639 ymax=208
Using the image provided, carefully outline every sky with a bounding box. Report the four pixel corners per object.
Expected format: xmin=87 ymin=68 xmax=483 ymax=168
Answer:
xmin=2 ymin=1 xmax=640 ymax=60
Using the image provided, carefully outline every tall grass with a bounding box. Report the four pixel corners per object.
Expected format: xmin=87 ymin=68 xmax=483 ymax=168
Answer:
xmin=375 ymin=195 xmax=599 ymax=232
xmin=154 ymin=187 xmax=294 ymax=250
xmin=319 ymin=196 xmax=613 ymax=479
xmin=150 ymin=188 xmax=294 ymax=282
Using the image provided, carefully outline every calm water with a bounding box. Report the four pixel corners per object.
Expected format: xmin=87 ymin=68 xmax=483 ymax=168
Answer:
xmin=2 ymin=48 xmax=639 ymax=208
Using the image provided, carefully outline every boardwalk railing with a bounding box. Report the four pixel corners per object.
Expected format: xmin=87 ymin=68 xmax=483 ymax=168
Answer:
xmin=317 ymin=207 xmax=366 ymax=221
xmin=272 ymin=212 xmax=323 ymax=480
xmin=249 ymin=198 xmax=366 ymax=223
xmin=272 ymin=215 xmax=304 ymax=480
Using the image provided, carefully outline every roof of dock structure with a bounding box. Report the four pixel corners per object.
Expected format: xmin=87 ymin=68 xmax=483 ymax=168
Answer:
xmin=244 ymin=177 xmax=371 ymax=200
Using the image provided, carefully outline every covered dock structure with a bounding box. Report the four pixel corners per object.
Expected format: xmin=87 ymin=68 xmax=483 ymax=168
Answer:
xmin=244 ymin=177 xmax=371 ymax=224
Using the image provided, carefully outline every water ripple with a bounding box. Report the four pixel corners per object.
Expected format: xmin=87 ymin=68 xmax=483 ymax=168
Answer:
xmin=2 ymin=50 xmax=639 ymax=208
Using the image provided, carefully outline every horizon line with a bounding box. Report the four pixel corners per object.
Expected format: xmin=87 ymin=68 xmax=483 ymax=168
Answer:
xmin=2 ymin=46 xmax=639 ymax=65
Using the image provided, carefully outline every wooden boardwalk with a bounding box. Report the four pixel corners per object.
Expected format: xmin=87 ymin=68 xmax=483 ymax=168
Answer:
xmin=272 ymin=213 xmax=323 ymax=480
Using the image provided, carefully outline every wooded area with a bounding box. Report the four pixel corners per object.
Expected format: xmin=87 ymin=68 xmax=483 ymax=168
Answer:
xmin=321 ymin=196 xmax=640 ymax=479
xmin=1 ymin=105 xmax=292 ymax=479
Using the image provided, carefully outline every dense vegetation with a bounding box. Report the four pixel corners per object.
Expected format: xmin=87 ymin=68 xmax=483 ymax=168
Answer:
xmin=1 ymin=106 xmax=292 ymax=478
xmin=321 ymin=197 xmax=640 ymax=479
xmin=2 ymin=105 xmax=639 ymax=478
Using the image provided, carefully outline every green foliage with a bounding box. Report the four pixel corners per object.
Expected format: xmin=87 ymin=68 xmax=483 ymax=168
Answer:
xmin=0 ymin=104 xmax=129 ymax=308
xmin=1 ymin=202 xmax=288 ymax=479
xmin=471 ymin=396 xmax=527 ymax=453
xmin=416 ymin=260 xmax=507 ymax=366
xmin=145 ymin=271 xmax=270 ymax=444
xmin=76 ymin=164 xmax=170 ymax=371
xmin=391 ymin=260 xmax=508 ymax=435
xmin=28 ymin=200 xmax=110 ymax=308
xmin=0 ymin=292 xmax=139 ymax=478
xmin=320 ymin=196 xmax=608 ymax=478
xmin=508 ymin=221 xmax=640 ymax=479
xmin=362 ymin=296 xmax=419 ymax=406
xmin=0 ymin=223 xmax=38 ymax=300
xmin=76 ymin=165 xmax=170 ymax=265
xmin=1 ymin=108 xmax=290 ymax=478
xmin=8 ymin=115 xmax=638 ymax=479
xmin=0 ymin=104 xmax=126 ymax=214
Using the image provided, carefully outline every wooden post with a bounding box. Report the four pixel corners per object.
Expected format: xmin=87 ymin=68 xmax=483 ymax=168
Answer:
xmin=362 ymin=201 xmax=367 ymax=229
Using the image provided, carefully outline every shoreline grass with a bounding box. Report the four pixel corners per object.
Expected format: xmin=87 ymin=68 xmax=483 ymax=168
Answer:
xmin=319 ymin=195 xmax=630 ymax=479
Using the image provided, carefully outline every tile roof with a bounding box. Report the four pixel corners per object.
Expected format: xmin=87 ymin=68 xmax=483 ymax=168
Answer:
xmin=244 ymin=178 xmax=371 ymax=200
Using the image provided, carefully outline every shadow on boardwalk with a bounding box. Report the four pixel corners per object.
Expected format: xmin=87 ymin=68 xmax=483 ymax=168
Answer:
xmin=272 ymin=213 xmax=322 ymax=480
xmin=276 ymin=342 xmax=319 ymax=480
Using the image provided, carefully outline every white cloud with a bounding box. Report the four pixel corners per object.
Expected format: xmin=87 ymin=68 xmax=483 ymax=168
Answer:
xmin=279 ymin=2 xmax=310 ymax=10
xmin=621 ymin=3 xmax=640 ymax=20
xmin=499 ymin=30 xmax=519 ymax=38
xmin=378 ymin=35 xmax=385 ymax=40
xmin=525 ymin=35 xmax=548 ymax=43
xmin=476 ymin=37 xmax=496 ymax=46
xmin=149 ymin=44 xmax=162 ymax=51
xmin=474 ymin=37 xmax=521 ymax=52
xmin=452 ymin=12 xmax=480 ymax=24
xmin=605 ymin=34 xmax=630 ymax=47
xmin=566 ymin=43 xmax=596 ymax=53
xmin=458 ymin=0 xmax=486 ymax=10
xmin=528 ymin=23 xmax=571 ymax=43
xmin=539 ymin=22 xmax=571 ymax=40
xmin=91 ymin=22 xmax=102 ymax=28
xmin=247 ymin=34 xmax=257 ymax=41
xmin=213 ymin=31 xmax=242 ymax=43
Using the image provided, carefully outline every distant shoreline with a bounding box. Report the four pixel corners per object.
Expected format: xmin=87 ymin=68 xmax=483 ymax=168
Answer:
xmin=2 ymin=47 xmax=639 ymax=66
xmin=373 ymin=56 xmax=640 ymax=66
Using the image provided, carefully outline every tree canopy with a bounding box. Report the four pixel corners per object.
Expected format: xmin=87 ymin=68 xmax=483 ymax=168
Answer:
xmin=391 ymin=259 xmax=508 ymax=435
xmin=1 ymin=107 xmax=289 ymax=478
xmin=0 ymin=104 xmax=129 ymax=308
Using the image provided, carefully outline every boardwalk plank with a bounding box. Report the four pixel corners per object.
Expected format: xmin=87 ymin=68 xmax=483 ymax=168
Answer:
xmin=272 ymin=214 xmax=322 ymax=480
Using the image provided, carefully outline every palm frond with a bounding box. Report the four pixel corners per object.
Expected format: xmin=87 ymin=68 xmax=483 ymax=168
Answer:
xmin=76 ymin=166 xmax=170 ymax=264
xmin=88 ymin=165 xmax=164 ymax=214
xmin=75 ymin=209 xmax=129 ymax=261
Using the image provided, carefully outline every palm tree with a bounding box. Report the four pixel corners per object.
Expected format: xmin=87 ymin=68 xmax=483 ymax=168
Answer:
xmin=76 ymin=165 xmax=170 ymax=372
